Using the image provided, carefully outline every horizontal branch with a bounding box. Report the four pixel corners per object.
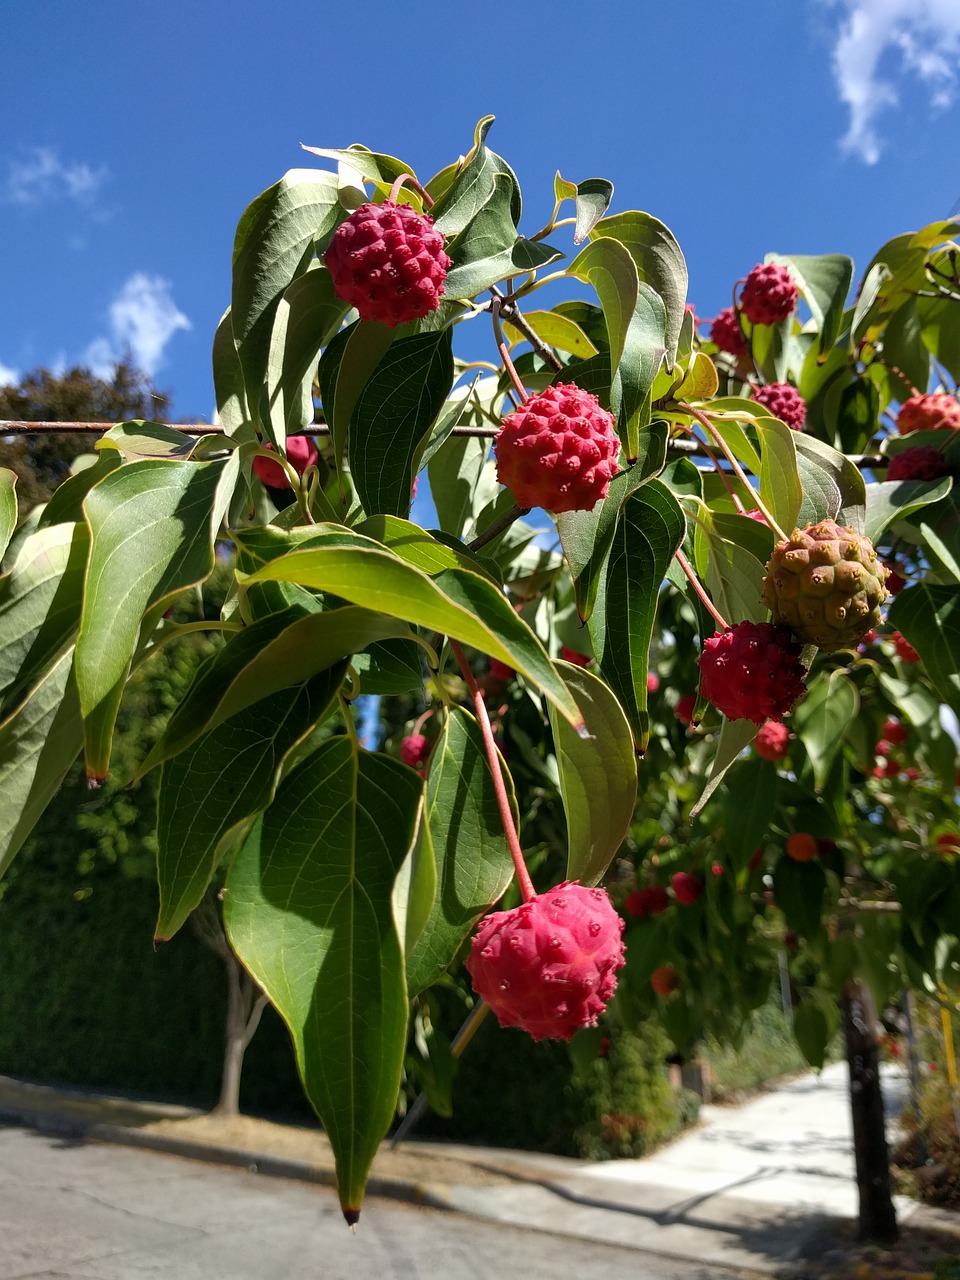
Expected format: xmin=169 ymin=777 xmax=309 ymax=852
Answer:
xmin=0 ymin=420 xmax=889 ymax=469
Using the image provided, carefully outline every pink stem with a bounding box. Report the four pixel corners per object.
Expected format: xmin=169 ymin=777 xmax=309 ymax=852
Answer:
xmin=388 ymin=173 xmax=434 ymax=208
xmin=449 ymin=639 xmax=536 ymax=903
xmin=491 ymin=298 xmax=529 ymax=405
xmin=674 ymin=548 xmax=730 ymax=632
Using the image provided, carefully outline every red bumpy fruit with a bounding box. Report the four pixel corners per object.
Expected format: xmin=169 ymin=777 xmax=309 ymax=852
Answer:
xmin=399 ymin=734 xmax=429 ymax=769
xmin=252 ymin=435 xmax=319 ymax=488
xmin=698 ymin=621 xmax=807 ymax=724
xmin=883 ymin=718 xmax=908 ymax=745
xmin=709 ymin=307 xmax=747 ymax=357
xmin=740 ymin=262 xmax=799 ymax=326
xmin=671 ymin=872 xmax=704 ymax=905
xmin=494 ymin=383 xmax=620 ymax=513
xmin=895 ymin=392 xmax=960 ymax=435
xmin=465 ymin=881 xmax=625 ymax=1042
xmin=755 ymin=720 xmax=791 ymax=761
xmin=887 ymin=446 xmax=950 ymax=482
xmin=752 ymin=382 xmax=806 ymax=432
xmin=323 ymin=201 xmax=451 ymax=327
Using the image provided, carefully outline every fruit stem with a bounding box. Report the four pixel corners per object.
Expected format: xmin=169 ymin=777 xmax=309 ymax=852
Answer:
xmin=449 ymin=638 xmax=536 ymax=903
xmin=468 ymin=503 xmax=530 ymax=553
xmin=675 ymin=402 xmax=790 ymax=541
xmin=490 ymin=297 xmax=529 ymax=404
xmin=674 ymin=547 xmax=730 ymax=631
xmin=387 ymin=172 xmax=434 ymax=208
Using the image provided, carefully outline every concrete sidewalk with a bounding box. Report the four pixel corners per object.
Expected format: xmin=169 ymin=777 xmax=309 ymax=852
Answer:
xmin=1 ymin=1065 xmax=957 ymax=1277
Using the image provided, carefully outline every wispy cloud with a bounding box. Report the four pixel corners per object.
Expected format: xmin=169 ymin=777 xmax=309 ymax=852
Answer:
xmin=3 ymin=146 xmax=109 ymax=207
xmin=0 ymin=362 xmax=19 ymax=388
xmin=827 ymin=1 xmax=960 ymax=163
xmin=84 ymin=274 xmax=191 ymax=378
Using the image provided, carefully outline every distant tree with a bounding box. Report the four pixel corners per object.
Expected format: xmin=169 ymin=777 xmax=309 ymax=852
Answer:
xmin=0 ymin=361 xmax=169 ymax=512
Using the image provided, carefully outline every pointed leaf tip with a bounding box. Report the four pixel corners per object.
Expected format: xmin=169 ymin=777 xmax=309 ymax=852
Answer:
xmin=343 ymin=1208 xmax=360 ymax=1227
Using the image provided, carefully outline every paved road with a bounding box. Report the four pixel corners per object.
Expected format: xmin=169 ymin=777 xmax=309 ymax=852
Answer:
xmin=0 ymin=1125 xmax=760 ymax=1280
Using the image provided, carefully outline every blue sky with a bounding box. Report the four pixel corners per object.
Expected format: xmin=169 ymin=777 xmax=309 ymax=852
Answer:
xmin=2 ymin=0 xmax=959 ymax=420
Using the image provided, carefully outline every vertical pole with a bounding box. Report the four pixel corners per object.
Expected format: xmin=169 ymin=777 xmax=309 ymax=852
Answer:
xmin=843 ymin=978 xmax=899 ymax=1244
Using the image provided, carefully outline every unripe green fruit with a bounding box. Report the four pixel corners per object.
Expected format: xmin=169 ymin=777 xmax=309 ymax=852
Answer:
xmin=761 ymin=520 xmax=888 ymax=652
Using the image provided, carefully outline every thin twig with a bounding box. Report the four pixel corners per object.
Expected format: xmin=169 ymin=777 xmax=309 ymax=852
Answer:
xmin=674 ymin=547 xmax=729 ymax=631
xmin=468 ymin=503 xmax=529 ymax=553
xmin=490 ymin=285 xmax=564 ymax=371
xmin=490 ymin=298 xmax=529 ymax=404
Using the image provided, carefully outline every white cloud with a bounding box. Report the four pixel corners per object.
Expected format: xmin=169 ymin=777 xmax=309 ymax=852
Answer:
xmin=84 ymin=274 xmax=191 ymax=377
xmin=0 ymin=363 xmax=19 ymax=388
xmin=827 ymin=1 xmax=960 ymax=163
xmin=3 ymin=146 xmax=108 ymax=207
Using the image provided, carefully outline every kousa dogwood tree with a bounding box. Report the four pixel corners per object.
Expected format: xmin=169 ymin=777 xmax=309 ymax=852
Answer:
xmin=0 ymin=118 xmax=958 ymax=1237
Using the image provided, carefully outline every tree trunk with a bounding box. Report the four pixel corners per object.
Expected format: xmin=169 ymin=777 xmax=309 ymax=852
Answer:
xmin=189 ymin=887 xmax=268 ymax=1119
xmin=843 ymin=977 xmax=899 ymax=1245
xmin=213 ymin=953 xmax=267 ymax=1117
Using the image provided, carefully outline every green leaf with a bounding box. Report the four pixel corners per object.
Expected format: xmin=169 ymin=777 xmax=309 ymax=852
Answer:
xmin=773 ymin=855 xmax=827 ymax=941
xmin=503 ymin=309 xmax=598 ymax=360
xmin=569 ymin=237 xmax=667 ymax=459
xmin=36 ymin=453 xmax=122 ymax=529
xmin=318 ymin=319 xmax=396 ymax=476
xmin=864 ymin=477 xmax=953 ymax=544
xmin=212 ymin=307 xmax=254 ymax=441
xmin=882 ymin=297 xmax=931 ymax=402
xmin=756 ymin=417 xmax=802 ymax=534
xmin=0 ymin=522 xmax=89 ymax=716
xmin=356 ymin=514 xmax=495 ymax=579
xmin=793 ymin=433 xmax=867 ymax=532
xmin=76 ymin=458 xmax=233 ymax=779
xmin=225 ymin=736 xmax=421 ymax=1218
xmin=557 ymin=424 xmax=668 ymax=623
xmin=261 ymin=264 xmax=347 ymax=449
xmin=0 ymin=469 xmax=18 ymax=562
xmin=231 ymin=169 xmax=343 ymax=421
xmin=695 ymin=507 xmax=769 ymax=626
xmin=140 ymin=605 xmax=410 ymax=774
xmin=772 ymin=254 xmax=852 ymax=355
xmin=299 ymin=144 xmax=415 ymax=186
xmin=587 ymin=479 xmax=685 ymax=748
xmin=690 ymin=718 xmax=760 ymax=819
xmin=834 ymin=377 xmax=880 ymax=455
xmin=443 ymin=171 xmax=557 ymax=299
xmin=154 ymin=667 xmax=345 ymax=941
xmin=350 ymin=330 xmax=454 ymax=517
xmin=246 ymin=546 xmax=582 ymax=726
xmin=570 ymin=178 xmax=615 ymax=244
xmin=792 ymin=671 xmax=859 ymax=789
xmin=427 ymin=432 xmax=499 ymax=542
xmin=590 ymin=210 xmax=687 ymax=369
xmin=793 ymin=991 xmax=836 ymax=1069
xmin=851 ymin=262 xmax=890 ymax=344
xmin=406 ymin=708 xmax=515 ymax=995
xmin=97 ymin=421 xmax=200 ymax=461
xmin=0 ymin=647 xmax=83 ymax=880
xmin=549 ymin=660 xmax=638 ymax=886
xmin=888 ymin=584 xmax=960 ymax=715
xmin=351 ymin=638 xmax=424 ymax=695
xmin=431 ymin=117 xmax=521 ymax=238
xmin=722 ymin=758 xmax=778 ymax=865
xmin=917 ymin=295 xmax=960 ymax=380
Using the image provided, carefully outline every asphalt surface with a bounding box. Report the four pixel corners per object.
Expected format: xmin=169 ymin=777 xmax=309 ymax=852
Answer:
xmin=0 ymin=1125 xmax=759 ymax=1280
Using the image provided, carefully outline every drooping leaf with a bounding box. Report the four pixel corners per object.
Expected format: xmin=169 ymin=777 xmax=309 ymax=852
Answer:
xmin=590 ymin=210 xmax=688 ymax=365
xmin=773 ymin=855 xmax=827 ymax=942
xmin=793 ymin=671 xmax=860 ymax=789
xmin=406 ymin=708 xmax=515 ymax=995
xmin=756 ymin=417 xmax=802 ymax=535
xmin=691 ymin=718 xmax=760 ymax=819
xmin=587 ymin=479 xmax=685 ymax=748
xmin=225 ymin=736 xmax=421 ymax=1218
xmin=793 ymin=432 xmax=867 ymax=532
xmin=864 ymin=476 xmax=953 ymax=544
xmin=261 ymin=264 xmax=347 ymax=449
xmin=772 ymin=253 xmax=853 ymax=355
xmin=0 ymin=522 xmax=89 ymax=715
xmin=549 ymin=660 xmax=638 ymax=886
xmin=557 ymin=423 xmax=668 ymax=622
xmin=888 ymin=584 xmax=960 ymax=715
xmin=231 ymin=169 xmax=343 ymax=419
xmin=503 ymin=309 xmax=598 ymax=360
xmin=155 ymin=666 xmax=346 ymax=941
xmin=317 ymin=319 xmax=396 ymax=477
xmin=299 ymin=143 xmax=415 ymax=187
xmin=722 ymin=758 xmax=778 ymax=865
xmin=76 ymin=457 xmax=234 ymax=779
xmin=140 ymin=605 xmax=410 ymax=774
xmin=245 ymin=547 xmax=582 ymax=726
xmin=212 ymin=307 xmax=254 ymax=441
xmin=0 ymin=469 xmax=18 ymax=561
xmin=36 ymin=452 xmax=122 ymax=529
xmin=0 ymin=647 xmax=83 ymax=880
xmin=430 ymin=116 xmax=521 ymax=238
xmin=427 ymin=431 xmax=499 ymax=542
xmin=350 ymin=330 xmax=454 ymax=517
xmin=793 ymin=991 xmax=837 ymax=1069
